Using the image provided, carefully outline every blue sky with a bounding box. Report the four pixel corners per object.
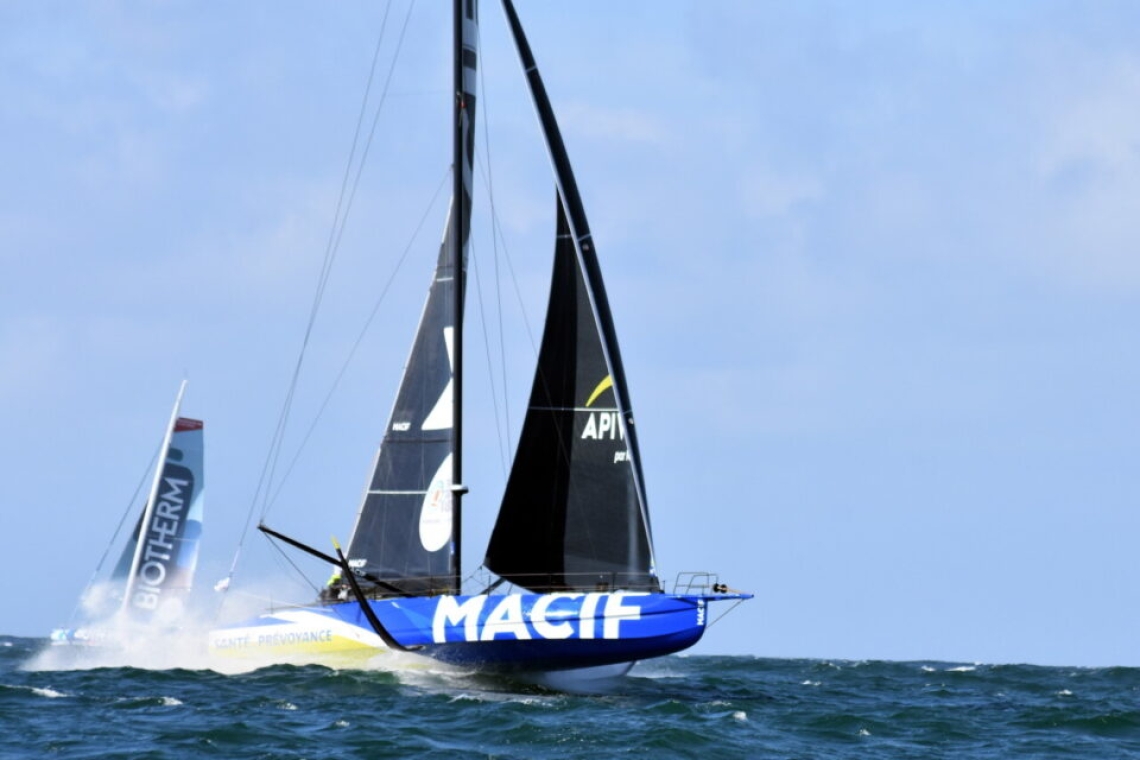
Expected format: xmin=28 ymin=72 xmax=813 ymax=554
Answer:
xmin=2 ymin=1 xmax=1138 ymax=667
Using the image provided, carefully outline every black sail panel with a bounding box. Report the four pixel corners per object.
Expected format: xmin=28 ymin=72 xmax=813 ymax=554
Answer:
xmin=345 ymin=238 xmax=460 ymax=595
xmin=486 ymin=205 xmax=656 ymax=592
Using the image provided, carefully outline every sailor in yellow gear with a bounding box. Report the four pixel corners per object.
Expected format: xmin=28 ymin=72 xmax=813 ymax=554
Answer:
xmin=321 ymin=570 xmax=345 ymax=602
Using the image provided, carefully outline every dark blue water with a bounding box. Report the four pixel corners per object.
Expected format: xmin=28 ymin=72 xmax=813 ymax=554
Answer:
xmin=3 ymin=635 xmax=1139 ymax=758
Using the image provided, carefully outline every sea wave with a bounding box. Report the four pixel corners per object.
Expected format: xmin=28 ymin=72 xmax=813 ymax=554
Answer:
xmin=3 ymin=639 xmax=1140 ymax=759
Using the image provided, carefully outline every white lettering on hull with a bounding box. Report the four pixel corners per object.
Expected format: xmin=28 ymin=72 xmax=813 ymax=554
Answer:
xmin=431 ymin=593 xmax=646 ymax=644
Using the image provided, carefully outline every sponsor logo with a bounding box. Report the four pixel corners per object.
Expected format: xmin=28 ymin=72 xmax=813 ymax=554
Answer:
xmin=211 ymin=634 xmax=252 ymax=650
xmin=211 ymin=628 xmax=336 ymax=650
xmin=255 ymin=629 xmax=334 ymax=647
xmin=431 ymin=593 xmax=646 ymax=643
xmin=130 ymin=459 xmax=194 ymax=612
xmin=580 ymin=411 xmax=625 ymax=441
xmin=579 ymin=375 xmax=630 ymax=464
xmin=584 ymin=375 xmax=613 ymax=408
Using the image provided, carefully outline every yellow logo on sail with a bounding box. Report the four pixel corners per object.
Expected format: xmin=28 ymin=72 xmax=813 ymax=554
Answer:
xmin=584 ymin=375 xmax=613 ymax=408
xmin=581 ymin=375 xmax=624 ymax=446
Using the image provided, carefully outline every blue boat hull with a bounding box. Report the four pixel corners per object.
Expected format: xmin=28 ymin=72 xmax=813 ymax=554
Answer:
xmin=210 ymin=591 xmax=736 ymax=671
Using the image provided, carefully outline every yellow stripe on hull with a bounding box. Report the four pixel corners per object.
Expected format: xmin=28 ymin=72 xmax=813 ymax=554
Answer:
xmin=208 ymin=609 xmax=388 ymax=667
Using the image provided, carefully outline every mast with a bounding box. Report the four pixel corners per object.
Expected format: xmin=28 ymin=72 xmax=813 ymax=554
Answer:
xmin=451 ymin=0 xmax=464 ymax=596
xmin=341 ymin=4 xmax=476 ymax=597
xmin=451 ymin=0 xmax=478 ymax=592
xmin=121 ymin=380 xmax=187 ymax=612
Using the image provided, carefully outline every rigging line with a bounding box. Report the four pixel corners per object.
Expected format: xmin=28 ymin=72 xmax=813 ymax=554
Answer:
xmin=476 ymin=190 xmax=578 ymax=481
xmin=322 ymin=1 xmax=397 ymax=274
xmin=489 ymin=203 xmax=539 ymax=357
xmin=486 ymin=3 xmax=582 ymax=494
xmin=258 ymin=5 xmax=398 ymax=524
xmin=302 ymin=0 xmax=397 ymax=348
xmin=265 ymin=167 xmax=452 ymax=511
xmin=475 ymin=19 xmax=512 ymax=457
xmin=707 ymin=599 xmax=747 ymax=630
xmin=221 ymin=4 xmax=403 ymax=602
xmin=264 ymin=531 xmax=322 ymax=598
xmin=469 ymin=242 xmax=510 ymax=477
xmin=66 ymin=450 xmax=159 ymax=628
xmin=472 ymin=151 xmax=549 ymax=466
xmin=325 ymin=0 xmax=418 ymax=269
xmin=262 ymin=1 xmax=417 ymax=520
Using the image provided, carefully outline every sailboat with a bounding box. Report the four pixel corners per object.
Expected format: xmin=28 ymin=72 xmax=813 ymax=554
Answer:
xmin=51 ymin=381 xmax=205 ymax=646
xmin=209 ymin=0 xmax=749 ymax=674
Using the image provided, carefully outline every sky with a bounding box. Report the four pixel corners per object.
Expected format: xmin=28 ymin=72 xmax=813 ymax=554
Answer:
xmin=1 ymin=1 xmax=1138 ymax=668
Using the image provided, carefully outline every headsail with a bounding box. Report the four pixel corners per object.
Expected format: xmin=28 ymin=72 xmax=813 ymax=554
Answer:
xmin=485 ymin=0 xmax=659 ymax=594
xmin=344 ymin=0 xmax=478 ymax=596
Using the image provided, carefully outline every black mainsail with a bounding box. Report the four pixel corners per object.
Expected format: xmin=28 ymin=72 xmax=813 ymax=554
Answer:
xmin=344 ymin=0 xmax=478 ymax=596
xmin=342 ymin=234 xmax=460 ymax=596
xmin=484 ymin=0 xmax=659 ymax=594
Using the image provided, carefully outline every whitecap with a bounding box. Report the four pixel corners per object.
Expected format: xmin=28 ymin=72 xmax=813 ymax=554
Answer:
xmin=279 ymin=702 xmax=298 ymax=711
xmin=858 ymin=728 xmax=871 ymax=737
xmin=946 ymin=665 xmax=976 ymax=672
xmin=32 ymin=687 xmax=68 ymax=699
xmin=732 ymin=711 xmax=747 ymax=722
xmin=801 ymin=680 xmax=821 ymax=686
xmin=512 ymin=697 xmax=554 ymax=707
xmin=629 ymin=669 xmax=679 ymax=688
xmin=448 ymin=693 xmax=487 ymax=704
xmin=1057 ymin=689 xmax=1073 ymax=697
xmin=161 ymin=696 xmax=183 ymax=706
xmin=334 ymin=720 xmax=350 ymax=728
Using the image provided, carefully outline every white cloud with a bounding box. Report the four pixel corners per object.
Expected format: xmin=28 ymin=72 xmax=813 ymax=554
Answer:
xmin=1036 ymin=56 xmax=1140 ymax=177
xmin=1027 ymin=53 xmax=1140 ymax=292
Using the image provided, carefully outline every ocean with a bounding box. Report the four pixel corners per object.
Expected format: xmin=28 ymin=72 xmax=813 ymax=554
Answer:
xmin=2 ymin=635 xmax=1138 ymax=759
